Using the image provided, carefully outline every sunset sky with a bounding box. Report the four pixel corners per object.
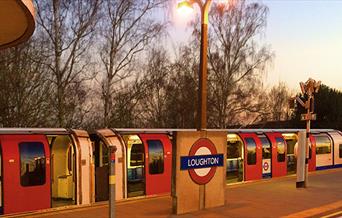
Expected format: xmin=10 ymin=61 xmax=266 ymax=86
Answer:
xmin=168 ymin=0 xmax=342 ymax=91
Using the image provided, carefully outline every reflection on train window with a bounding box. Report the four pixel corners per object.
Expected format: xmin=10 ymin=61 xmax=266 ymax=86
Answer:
xmin=100 ymin=141 xmax=108 ymax=166
xmin=260 ymin=136 xmax=271 ymax=159
xmin=147 ymin=140 xmax=164 ymax=174
xmin=246 ymin=138 xmax=256 ymax=165
xmin=276 ymin=138 xmax=285 ymax=162
xmin=309 ymin=142 xmax=312 ymax=159
xmin=285 ymin=139 xmax=296 ymax=155
xmin=315 ymin=136 xmax=331 ymax=154
xmin=227 ymin=140 xmax=242 ymax=159
xmin=339 ymin=144 xmax=342 ymax=158
xmin=67 ymin=145 xmax=72 ymax=172
xmin=130 ymin=143 xmax=144 ymax=167
xmin=19 ymin=142 xmax=46 ymax=187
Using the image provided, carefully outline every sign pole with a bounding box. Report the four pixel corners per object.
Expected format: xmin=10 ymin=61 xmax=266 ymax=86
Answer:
xmin=305 ymin=105 xmax=310 ymax=188
xmin=109 ymin=145 xmax=117 ymax=218
xmin=297 ymin=78 xmax=320 ymax=188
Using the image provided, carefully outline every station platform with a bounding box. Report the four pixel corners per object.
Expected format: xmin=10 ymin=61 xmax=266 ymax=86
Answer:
xmin=6 ymin=168 xmax=342 ymax=218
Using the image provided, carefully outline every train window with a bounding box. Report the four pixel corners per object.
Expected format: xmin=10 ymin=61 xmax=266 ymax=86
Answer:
xmin=100 ymin=141 xmax=108 ymax=166
xmin=227 ymin=140 xmax=242 ymax=159
xmin=259 ymin=136 xmax=271 ymax=159
xmin=339 ymin=144 xmax=342 ymax=158
xmin=245 ymin=138 xmax=257 ymax=165
xmin=315 ymin=136 xmax=331 ymax=154
xmin=282 ymin=133 xmax=297 ymax=155
xmin=19 ymin=142 xmax=46 ymax=187
xmin=147 ymin=140 xmax=164 ymax=174
xmin=285 ymin=139 xmax=296 ymax=155
xmin=276 ymin=138 xmax=286 ymax=162
xmin=130 ymin=143 xmax=144 ymax=167
xmin=67 ymin=146 xmax=72 ymax=172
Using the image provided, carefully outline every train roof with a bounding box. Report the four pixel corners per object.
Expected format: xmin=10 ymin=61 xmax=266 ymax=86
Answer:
xmin=111 ymin=128 xmax=197 ymax=134
xmin=111 ymin=128 xmax=337 ymax=134
xmin=0 ymin=128 xmax=71 ymax=135
xmin=206 ymin=129 xmax=336 ymax=133
xmin=0 ymin=128 xmax=337 ymax=135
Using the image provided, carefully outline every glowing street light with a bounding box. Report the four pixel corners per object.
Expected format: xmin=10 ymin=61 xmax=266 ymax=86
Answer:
xmin=177 ymin=0 xmax=229 ymax=130
xmin=177 ymin=1 xmax=194 ymax=14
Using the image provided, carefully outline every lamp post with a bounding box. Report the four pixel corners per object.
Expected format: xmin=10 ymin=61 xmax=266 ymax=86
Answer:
xmin=177 ymin=0 xmax=214 ymax=130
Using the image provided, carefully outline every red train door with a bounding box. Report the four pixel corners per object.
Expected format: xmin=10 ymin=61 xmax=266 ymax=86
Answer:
xmin=265 ymin=133 xmax=287 ymax=177
xmin=139 ymin=134 xmax=172 ymax=195
xmin=308 ymin=135 xmax=316 ymax=171
xmin=1 ymin=135 xmax=50 ymax=214
xmin=0 ymin=146 xmax=3 ymax=215
xmin=239 ymin=133 xmax=262 ymax=181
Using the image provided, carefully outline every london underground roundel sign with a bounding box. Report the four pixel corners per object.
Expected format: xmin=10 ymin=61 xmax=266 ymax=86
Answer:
xmin=180 ymin=138 xmax=224 ymax=185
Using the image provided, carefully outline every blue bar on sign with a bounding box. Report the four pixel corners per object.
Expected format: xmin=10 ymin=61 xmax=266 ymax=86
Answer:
xmin=180 ymin=154 xmax=224 ymax=170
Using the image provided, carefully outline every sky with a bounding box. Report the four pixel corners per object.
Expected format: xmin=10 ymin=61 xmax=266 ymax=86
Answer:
xmin=167 ymin=0 xmax=342 ymax=91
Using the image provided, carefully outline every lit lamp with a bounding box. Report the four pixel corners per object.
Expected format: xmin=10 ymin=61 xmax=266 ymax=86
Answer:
xmin=177 ymin=0 xmax=229 ymax=130
xmin=177 ymin=1 xmax=194 ymax=14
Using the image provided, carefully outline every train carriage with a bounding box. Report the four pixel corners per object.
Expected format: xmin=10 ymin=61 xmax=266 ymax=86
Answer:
xmin=0 ymin=128 xmax=93 ymax=215
xmin=326 ymin=131 xmax=342 ymax=168
xmin=91 ymin=129 xmax=176 ymax=202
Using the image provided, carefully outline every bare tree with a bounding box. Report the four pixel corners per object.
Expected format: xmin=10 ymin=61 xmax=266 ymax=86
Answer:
xmin=267 ymin=82 xmax=293 ymax=121
xmin=140 ymin=45 xmax=198 ymax=128
xmin=0 ymin=40 xmax=52 ymax=127
xmin=193 ymin=0 xmax=273 ymax=128
xmin=35 ymin=0 xmax=100 ymax=127
xmin=138 ymin=48 xmax=171 ymax=127
xmin=98 ymin=0 xmax=167 ymax=127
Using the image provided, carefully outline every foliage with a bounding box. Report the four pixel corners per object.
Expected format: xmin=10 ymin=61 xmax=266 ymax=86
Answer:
xmin=207 ymin=0 xmax=273 ymax=128
xmin=291 ymin=84 xmax=342 ymax=130
xmin=0 ymin=40 xmax=52 ymax=127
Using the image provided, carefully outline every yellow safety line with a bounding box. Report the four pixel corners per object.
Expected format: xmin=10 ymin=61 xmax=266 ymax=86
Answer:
xmin=282 ymin=201 xmax=342 ymax=218
xmin=320 ymin=210 xmax=342 ymax=218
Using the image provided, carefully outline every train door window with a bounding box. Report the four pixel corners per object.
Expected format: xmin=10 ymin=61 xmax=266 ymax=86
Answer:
xmin=309 ymin=141 xmax=312 ymax=159
xmin=260 ymin=136 xmax=271 ymax=159
xmin=19 ymin=142 xmax=46 ymax=186
xmin=315 ymin=135 xmax=331 ymax=154
xmin=130 ymin=144 xmax=144 ymax=166
xmin=147 ymin=140 xmax=164 ymax=174
xmin=246 ymin=138 xmax=257 ymax=165
xmin=276 ymin=138 xmax=285 ymax=162
xmin=67 ymin=146 xmax=72 ymax=172
xmin=339 ymin=144 xmax=342 ymax=158
xmin=283 ymin=134 xmax=297 ymax=155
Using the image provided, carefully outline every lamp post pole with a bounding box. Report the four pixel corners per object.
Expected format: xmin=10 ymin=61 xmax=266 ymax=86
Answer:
xmin=189 ymin=0 xmax=212 ymax=130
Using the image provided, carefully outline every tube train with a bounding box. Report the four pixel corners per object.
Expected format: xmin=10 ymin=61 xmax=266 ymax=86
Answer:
xmin=0 ymin=128 xmax=341 ymax=215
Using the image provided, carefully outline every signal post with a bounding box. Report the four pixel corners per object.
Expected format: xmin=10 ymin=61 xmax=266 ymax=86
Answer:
xmin=296 ymin=78 xmax=320 ymax=188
